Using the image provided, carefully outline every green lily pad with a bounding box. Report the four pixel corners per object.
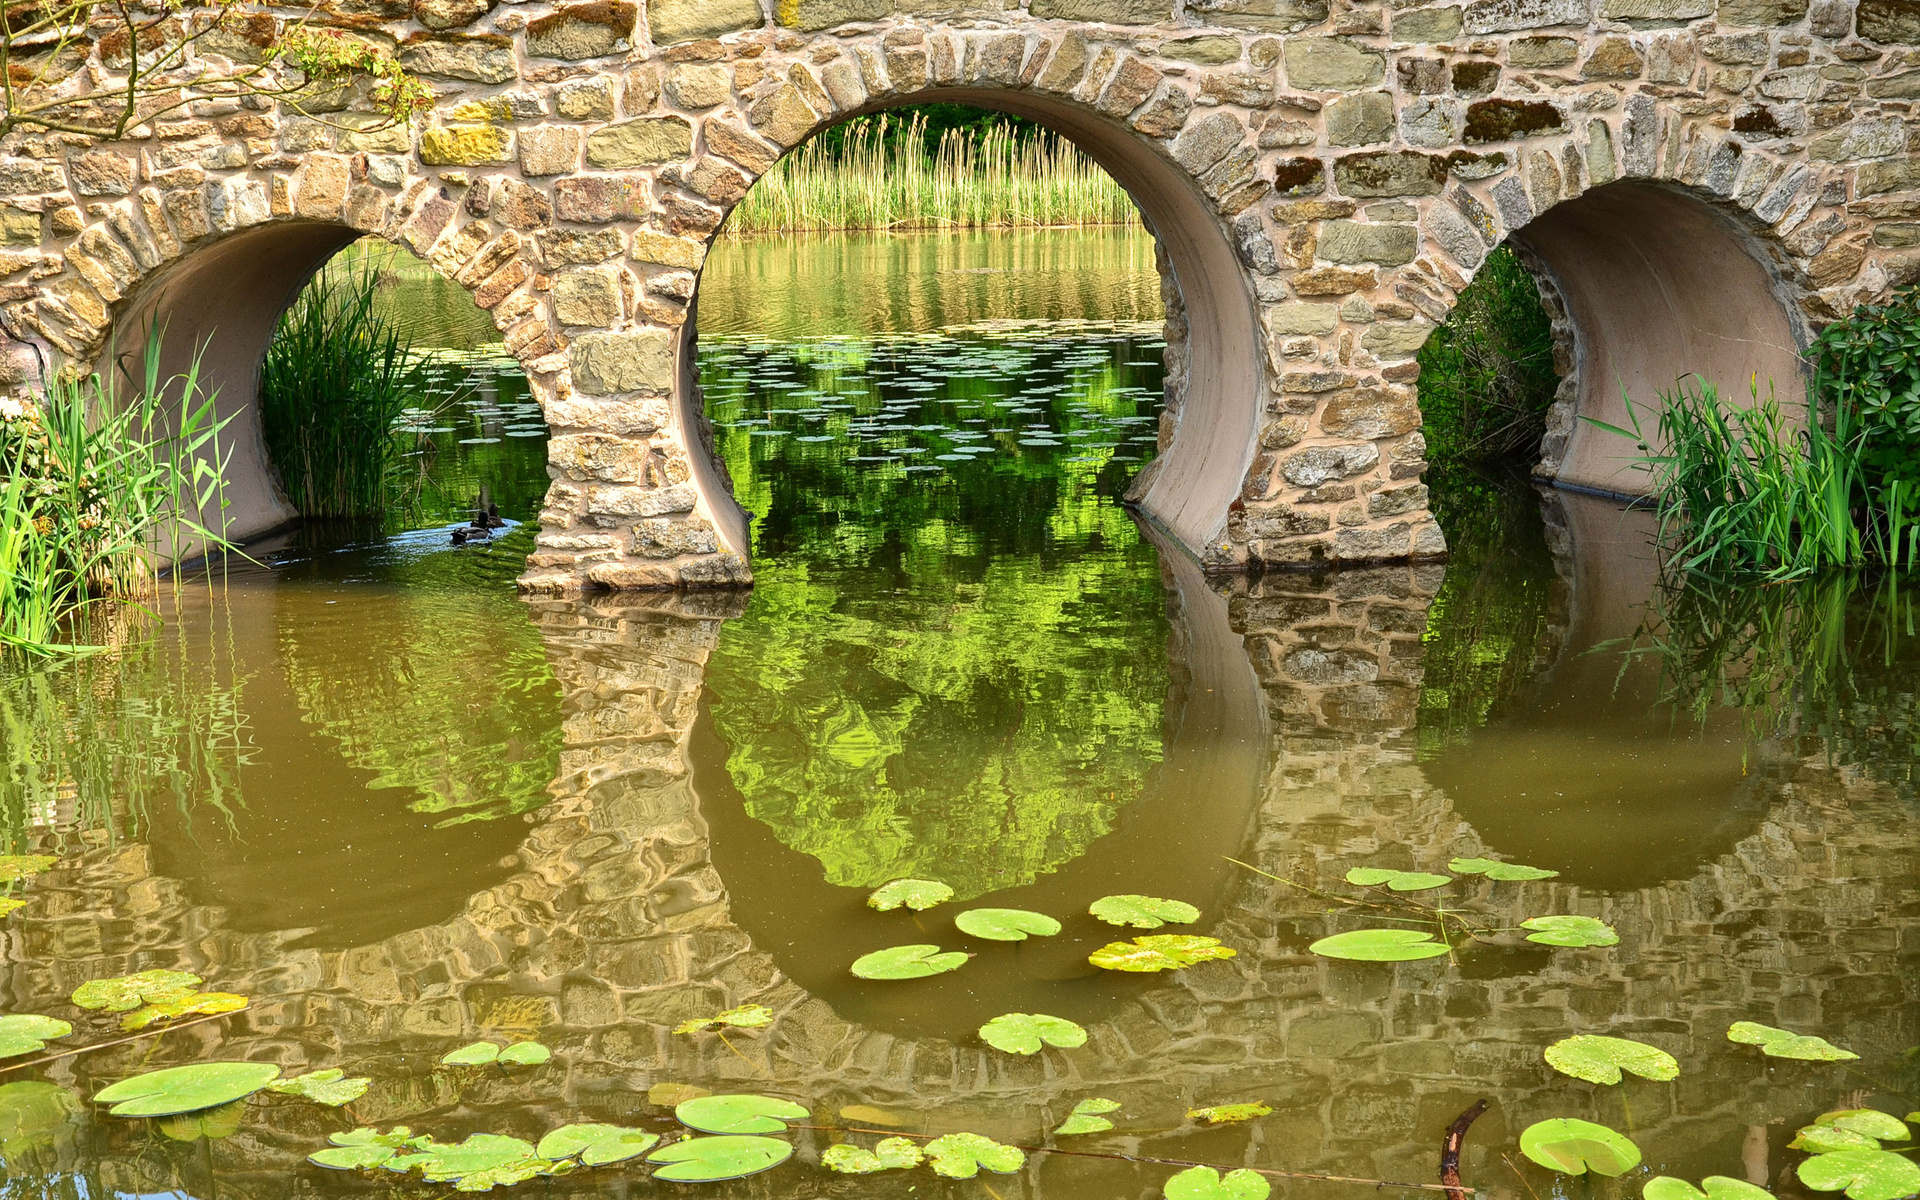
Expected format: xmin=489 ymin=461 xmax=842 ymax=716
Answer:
xmin=1799 ymin=1151 xmax=1920 ymax=1200
xmin=0 ymin=856 xmax=56 ymax=884
xmin=1055 ymin=1098 xmax=1121 ymax=1136
xmin=0 ymin=1081 xmax=81 ymax=1157
xmin=1088 ymin=934 xmax=1235 ymax=972
xmin=1821 ymin=1111 xmax=1911 ymax=1142
xmin=71 ymin=969 xmax=201 ymax=1014
xmin=120 ymin=991 xmax=248 ymax=1032
xmin=1794 ymin=1126 xmax=1887 ymax=1154
xmin=954 ymin=908 xmax=1062 ymax=941
xmin=415 ymin=1133 xmax=545 ymax=1189
xmin=1308 ymin=929 xmax=1450 ymax=961
xmin=1521 ymin=915 xmax=1620 ymax=947
xmin=1089 ymin=895 xmax=1200 ymax=929
xmin=1544 ymin=1035 xmax=1680 ymax=1085
xmin=1165 ymin=1165 xmax=1273 ymax=1199
xmin=308 ymin=1125 xmax=434 ymax=1170
xmin=675 ymin=1004 xmax=774 ymax=1035
xmin=1346 ymin=868 xmax=1453 ymax=892
xmin=867 ymin=879 xmax=954 ymax=912
xmin=498 ymin=1041 xmax=551 ymax=1067
xmin=979 ymin=1012 xmax=1087 ymax=1055
xmin=851 ymin=944 xmax=968 ymax=980
xmin=1644 ymin=1176 xmax=1776 ymax=1200
xmin=925 ymin=1131 xmax=1025 ymax=1178
xmin=537 ymin=1123 xmax=660 ymax=1166
xmin=93 ymin=1062 xmax=281 ymax=1117
xmin=266 ymin=1068 xmax=370 ymax=1107
xmin=440 ymin=1040 xmax=550 ymax=1068
xmin=675 ymin=1094 xmax=809 ymax=1134
xmin=157 ymin=1099 xmax=247 ymax=1142
xmin=1519 ymin=1118 xmax=1642 ymax=1176
xmin=1189 ymin=1102 xmax=1272 ymax=1124
xmin=822 ymin=1137 xmax=925 ymax=1173
xmin=646 ymin=1134 xmax=794 ymax=1182
xmin=0 ymin=1014 xmax=71 ymax=1058
xmin=442 ymin=1041 xmax=499 ymax=1066
xmin=1449 ymin=857 xmax=1559 ymax=881
xmin=1727 ymin=1021 xmax=1858 ymax=1061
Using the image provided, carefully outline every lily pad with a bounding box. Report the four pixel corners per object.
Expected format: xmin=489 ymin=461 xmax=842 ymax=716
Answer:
xmin=954 ymin=908 xmax=1062 ymax=941
xmin=266 ymin=1069 xmax=370 ymax=1107
xmin=1165 ymin=1165 xmax=1273 ymax=1200
xmin=1644 ymin=1176 xmax=1776 ymax=1200
xmin=536 ymin=1123 xmax=659 ymax=1166
xmin=1794 ymin=1127 xmax=1887 ymax=1154
xmin=925 ymin=1131 xmax=1025 ymax=1178
xmin=851 ymin=944 xmax=968 ymax=980
xmin=1727 ymin=1021 xmax=1858 ymax=1061
xmin=440 ymin=1040 xmax=550 ymax=1068
xmin=1055 ymin=1098 xmax=1121 ymax=1136
xmin=71 ymin=969 xmax=201 ymax=1013
xmin=980 ymin=1012 xmax=1087 ymax=1055
xmin=1089 ymin=895 xmax=1200 ymax=929
xmin=309 ymin=1125 xmax=435 ymax=1170
xmin=1519 ymin=1118 xmax=1642 ymax=1176
xmin=867 ymin=879 xmax=954 ymax=911
xmin=1346 ymin=868 xmax=1453 ymax=892
xmin=822 ymin=1137 xmax=924 ymax=1173
xmin=498 ymin=1041 xmax=551 ymax=1067
xmin=1820 ymin=1111 xmax=1911 ymax=1142
xmin=1189 ymin=1102 xmax=1272 ymax=1124
xmin=675 ymin=1093 xmax=808 ymax=1134
xmin=157 ymin=1099 xmax=247 ymax=1142
xmin=0 ymin=1014 xmax=71 ymax=1058
xmin=93 ymin=1062 xmax=281 ymax=1117
xmin=1088 ymin=935 xmax=1235 ymax=972
xmin=121 ymin=991 xmax=248 ymax=1032
xmin=647 ymin=1134 xmax=794 ymax=1182
xmin=1449 ymin=857 xmax=1559 ymax=881
xmin=1521 ymin=915 xmax=1620 ymax=948
xmin=0 ymin=1081 xmax=80 ymax=1157
xmin=416 ymin=1133 xmax=546 ymax=1189
xmin=1544 ymin=1035 xmax=1680 ymax=1085
xmin=675 ymin=1004 xmax=774 ymax=1036
xmin=0 ymin=856 xmax=56 ymax=884
xmin=1308 ymin=929 xmax=1450 ymax=961
xmin=1799 ymin=1151 xmax=1920 ymax=1200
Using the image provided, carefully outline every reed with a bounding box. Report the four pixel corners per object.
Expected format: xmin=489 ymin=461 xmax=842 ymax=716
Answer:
xmin=260 ymin=252 xmax=433 ymax=520
xmin=724 ymin=112 xmax=1139 ymax=234
xmin=0 ymin=328 xmax=234 ymax=657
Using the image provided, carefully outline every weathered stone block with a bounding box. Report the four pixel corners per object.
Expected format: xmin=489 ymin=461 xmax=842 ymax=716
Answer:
xmin=1269 ymin=303 xmax=1340 ymax=334
xmin=1464 ymin=98 xmax=1567 ymax=142
xmin=1282 ymin=444 xmax=1379 ymax=486
xmin=554 ymin=175 xmax=648 ymax=222
xmin=555 ymin=78 xmax=617 ymax=122
xmin=632 ymin=231 xmax=707 ymax=269
xmin=338 ymin=114 xmax=412 ymax=154
xmin=648 ymin=0 xmax=763 ymax=43
xmin=1582 ymin=35 xmax=1642 ymax=77
xmin=1327 ymin=93 xmax=1395 ymax=146
xmin=1717 ymin=0 xmax=1808 ymax=22
xmin=0 ymin=161 xmax=63 ymax=195
xmin=1184 ymin=0 xmax=1329 ymax=30
xmin=1284 ymin=38 xmax=1385 ymax=89
xmin=554 ymin=266 xmax=623 ymax=326
xmin=1400 ymin=98 xmax=1462 ymax=147
xmin=1859 ymin=0 xmax=1920 ymax=38
xmin=1463 ymin=0 xmax=1588 ymax=31
xmin=294 ymin=153 xmax=350 ymax=218
xmin=1319 ymin=220 xmax=1419 ymax=264
xmin=1809 ymin=116 xmax=1905 ymax=160
xmin=415 ymin=0 xmax=495 ymax=29
xmin=1858 ymin=157 xmax=1920 ymax=195
xmin=516 ymin=127 xmax=581 ymax=177
xmin=399 ymin=34 xmax=518 ymax=83
xmin=777 ymin=0 xmax=890 ymax=28
xmin=1360 ymin=321 xmax=1436 ymax=355
xmin=421 ymin=126 xmax=514 ymax=164
xmin=1161 ymin=34 xmax=1243 ymax=62
xmin=1292 ymin=265 xmax=1376 ymax=293
xmin=1322 ymin=388 xmax=1421 ymax=437
xmin=666 ymin=63 xmax=733 ymax=108
xmin=528 ymin=2 xmax=636 ymax=59
xmin=585 ymin=117 xmax=694 ymax=167
xmin=571 ymin=329 xmax=675 ymax=394
xmin=633 ymin=518 xmax=721 ymax=557
xmin=551 ymin=432 xmax=650 ymax=481
xmin=70 ymin=152 xmax=134 ymax=196
xmin=1333 ymin=151 xmax=1447 ymax=196
xmin=1601 ymin=0 xmax=1710 ymax=17
xmin=541 ymin=227 xmax=626 ymax=265
xmin=1029 ymin=0 xmax=1170 ymax=21
xmin=1392 ymin=5 xmax=1462 ymax=39
xmin=0 ymin=206 xmax=40 ymax=247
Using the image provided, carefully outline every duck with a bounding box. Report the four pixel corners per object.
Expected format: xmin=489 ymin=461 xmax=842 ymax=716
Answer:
xmin=450 ymin=524 xmax=491 ymax=545
xmin=469 ymin=501 xmax=506 ymax=530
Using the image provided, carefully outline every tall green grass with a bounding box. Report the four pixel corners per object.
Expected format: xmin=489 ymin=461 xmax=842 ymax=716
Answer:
xmin=1415 ymin=246 xmax=1561 ymax=463
xmin=261 ymin=254 xmax=433 ymax=520
xmin=0 ymin=329 xmax=234 ymax=657
xmin=725 ymin=112 xmax=1139 ymax=235
xmin=1589 ymin=377 xmax=1920 ymax=579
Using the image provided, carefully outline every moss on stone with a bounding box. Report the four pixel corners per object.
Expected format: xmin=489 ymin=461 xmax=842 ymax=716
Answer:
xmin=1463 ymin=99 xmax=1566 ymax=143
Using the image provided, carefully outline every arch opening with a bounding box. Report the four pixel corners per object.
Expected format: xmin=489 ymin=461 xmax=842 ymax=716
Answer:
xmin=1504 ymin=180 xmax=1811 ymax=497
xmin=681 ymin=88 xmax=1266 ymax=566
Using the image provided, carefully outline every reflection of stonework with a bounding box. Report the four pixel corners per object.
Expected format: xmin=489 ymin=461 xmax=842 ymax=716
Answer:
xmin=4 ymin=574 xmax=1916 ymax=1196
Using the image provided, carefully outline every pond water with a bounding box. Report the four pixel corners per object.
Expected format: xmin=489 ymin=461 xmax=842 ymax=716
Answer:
xmin=2 ymin=227 xmax=1918 ymax=1200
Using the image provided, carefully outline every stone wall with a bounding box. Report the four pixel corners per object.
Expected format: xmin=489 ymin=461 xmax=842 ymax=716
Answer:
xmin=2 ymin=0 xmax=1916 ymax=586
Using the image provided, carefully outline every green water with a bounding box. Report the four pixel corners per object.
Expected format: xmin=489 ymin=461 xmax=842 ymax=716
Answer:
xmin=1 ymin=228 xmax=1917 ymax=1200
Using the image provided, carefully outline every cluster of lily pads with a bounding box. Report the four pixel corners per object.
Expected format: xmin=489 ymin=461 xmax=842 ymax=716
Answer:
xmin=854 ymin=879 xmax=1233 ymax=1055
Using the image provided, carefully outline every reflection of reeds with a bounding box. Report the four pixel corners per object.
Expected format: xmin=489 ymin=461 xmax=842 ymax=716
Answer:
xmin=261 ymin=253 xmax=433 ymax=520
xmin=725 ymin=113 xmax=1138 ymax=235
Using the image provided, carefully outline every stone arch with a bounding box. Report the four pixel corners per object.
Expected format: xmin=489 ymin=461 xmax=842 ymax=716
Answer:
xmin=677 ymin=83 xmax=1269 ymax=567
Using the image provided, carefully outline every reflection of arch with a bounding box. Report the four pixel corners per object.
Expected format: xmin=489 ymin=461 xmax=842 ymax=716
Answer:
xmin=682 ymin=88 xmax=1266 ymax=568
xmin=1510 ymin=182 xmax=1809 ymax=496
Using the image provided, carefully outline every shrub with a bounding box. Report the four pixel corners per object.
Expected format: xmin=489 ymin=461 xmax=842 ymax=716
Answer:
xmin=1809 ymin=286 xmax=1920 ymax=491
xmin=1415 ymin=246 xmax=1561 ymax=464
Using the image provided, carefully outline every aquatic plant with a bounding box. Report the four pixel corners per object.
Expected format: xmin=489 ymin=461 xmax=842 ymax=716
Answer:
xmin=1519 ymin=1118 xmax=1642 ymax=1176
xmin=92 ymin=1063 xmax=281 ymax=1117
xmin=260 ymin=250 xmax=435 ymax=520
xmin=674 ymin=1005 xmax=773 ymax=1036
xmin=850 ymin=943 xmax=969 ymax=979
xmin=674 ymin=1094 xmax=807 ymax=1135
xmin=1088 ymin=934 xmax=1234 ymax=971
xmin=0 ymin=329 xmax=234 ymax=656
xmin=978 ymin=1012 xmax=1086 ymax=1055
xmin=1166 ymin=1167 xmax=1272 ymax=1200
xmin=1415 ymin=245 xmax=1561 ymax=464
xmin=725 ymin=111 xmax=1138 ymax=235
xmin=953 ymin=906 xmax=1060 ymax=940
xmin=1090 ymin=894 xmax=1200 ymax=927
xmin=440 ymin=1040 xmax=551 ymax=1067
xmin=1054 ymin=1098 xmax=1121 ymax=1135
xmin=866 ymin=878 xmax=954 ymax=910
xmin=1543 ymin=1035 xmax=1679 ymax=1084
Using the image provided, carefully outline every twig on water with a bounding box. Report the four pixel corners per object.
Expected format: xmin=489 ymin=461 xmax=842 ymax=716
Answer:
xmin=0 ymin=1009 xmax=241 ymax=1076
xmin=1440 ymin=1100 xmax=1491 ymax=1200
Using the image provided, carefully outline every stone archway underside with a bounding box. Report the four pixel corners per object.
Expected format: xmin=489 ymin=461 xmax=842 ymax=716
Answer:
xmin=0 ymin=0 xmax=1912 ymax=587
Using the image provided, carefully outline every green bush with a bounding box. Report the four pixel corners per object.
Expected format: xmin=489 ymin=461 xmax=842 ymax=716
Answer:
xmin=1415 ymin=246 xmax=1561 ymax=463
xmin=1809 ymin=285 xmax=1920 ymax=490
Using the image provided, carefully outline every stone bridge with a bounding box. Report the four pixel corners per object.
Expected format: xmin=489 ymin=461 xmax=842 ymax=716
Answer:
xmin=0 ymin=0 xmax=1911 ymax=586
xmin=3 ymin=500 xmax=1916 ymax=1196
